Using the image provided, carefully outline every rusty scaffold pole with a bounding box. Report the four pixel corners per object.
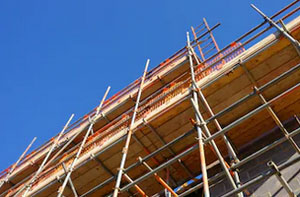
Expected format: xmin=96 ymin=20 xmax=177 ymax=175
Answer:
xmin=57 ymin=86 xmax=111 ymax=197
xmin=113 ymin=59 xmax=150 ymax=197
xmin=138 ymin=157 xmax=178 ymax=197
xmin=203 ymin=18 xmax=220 ymax=52
xmin=191 ymin=23 xmax=205 ymax=61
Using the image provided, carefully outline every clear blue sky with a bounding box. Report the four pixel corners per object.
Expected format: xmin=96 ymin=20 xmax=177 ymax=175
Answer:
xmin=0 ymin=1 xmax=291 ymax=170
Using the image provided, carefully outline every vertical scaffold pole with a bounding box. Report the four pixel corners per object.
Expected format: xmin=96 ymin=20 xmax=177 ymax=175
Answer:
xmin=188 ymin=40 xmax=239 ymax=164
xmin=188 ymin=38 xmax=243 ymax=193
xmin=16 ymin=114 xmax=74 ymax=197
xmin=190 ymin=98 xmax=243 ymax=196
xmin=186 ymin=32 xmax=210 ymax=197
xmin=0 ymin=137 xmax=37 ymax=189
xmin=57 ymin=86 xmax=110 ymax=197
xmin=187 ymin=32 xmax=242 ymax=196
xmin=193 ymin=84 xmax=244 ymax=193
xmin=113 ymin=59 xmax=150 ymax=197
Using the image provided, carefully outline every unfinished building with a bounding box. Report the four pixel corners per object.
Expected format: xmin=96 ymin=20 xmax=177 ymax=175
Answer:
xmin=1 ymin=1 xmax=300 ymax=196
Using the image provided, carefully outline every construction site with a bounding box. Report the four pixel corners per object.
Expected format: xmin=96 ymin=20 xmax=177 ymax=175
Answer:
xmin=1 ymin=1 xmax=300 ymax=197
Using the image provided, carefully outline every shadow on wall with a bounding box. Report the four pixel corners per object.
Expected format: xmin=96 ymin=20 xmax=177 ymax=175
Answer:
xmin=239 ymin=122 xmax=300 ymax=197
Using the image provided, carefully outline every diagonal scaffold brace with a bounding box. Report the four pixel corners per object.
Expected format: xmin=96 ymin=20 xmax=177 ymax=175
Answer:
xmin=138 ymin=157 xmax=178 ymax=197
xmin=113 ymin=59 xmax=150 ymax=197
xmin=57 ymin=86 xmax=111 ymax=197
xmin=0 ymin=137 xmax=37 ymax=189
xmin=14 ymin=114 xmax=74 ymax=197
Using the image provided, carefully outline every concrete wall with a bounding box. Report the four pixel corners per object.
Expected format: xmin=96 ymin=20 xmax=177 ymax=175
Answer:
xmin=210 ymin=124 xmax=300 ymax=197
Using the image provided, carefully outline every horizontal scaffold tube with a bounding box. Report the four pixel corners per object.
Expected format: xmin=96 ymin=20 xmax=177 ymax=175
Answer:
xmin=119 ymin=82 xmax=300 ymax=192
xmin=80 ymin=128 xmax=196 ymax=197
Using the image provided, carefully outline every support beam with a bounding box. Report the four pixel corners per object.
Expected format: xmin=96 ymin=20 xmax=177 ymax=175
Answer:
xmin=143 ymin=120 xmax=194 ymax=178
xmin=91 ymin=154 xmax=142 ymax=196
xmin=139 ymin=158 xmax=178 ymax=197
xmin=113 ymin=59 xmax=149 ymax=197
xmin=132 ymin=134 xmax=178 ymax=186
xmin=193 ymin=84 xmax=239 ymax=162
xmin=62 ymin=163 xmax=79 ymax=197
xmin=190 ymin=98 xmax=239 ymax=193
xmin=188 ymin=31 xmax=241 ymax=195
xmin=193 ymin=82 xmax=245 ymax=193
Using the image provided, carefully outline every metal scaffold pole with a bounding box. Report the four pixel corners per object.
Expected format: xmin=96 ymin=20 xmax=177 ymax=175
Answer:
xmin=0 ymin=137 xmax=37 ymax=189
xmin=194 ymin=83 xmax=245 ymax=194
xmin=15 ymin=114 xmax=74 ymax=197
xmin=139 ymin=157 xmax=178 ymax=197
xmin=251 ymin=4 xmax=300 ymax=55
xmin=57 ymin=86 xmax=110 ymax=197
xmin=187 ymin=32 xmax=245 ymax=196
xmin=113 ymin=59 xmax=150 ymax=197
xmin=240 ymin=61 xmax=300 ymax=154
xmin=187 ymin=35 xmax=245 ymax=194
xmin=61 ymin=163 xmax=79 ymax=197
xmin=186 ymin=32 xmax=210 ymax=197
xmin=142 ymin=119 xmax=195 ymax=178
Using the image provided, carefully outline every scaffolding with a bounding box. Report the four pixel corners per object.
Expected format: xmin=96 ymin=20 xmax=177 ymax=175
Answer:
xmin=1 ymin=1 xmax=300 ymax=197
